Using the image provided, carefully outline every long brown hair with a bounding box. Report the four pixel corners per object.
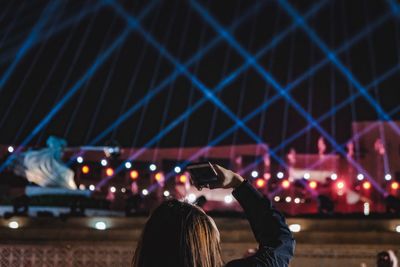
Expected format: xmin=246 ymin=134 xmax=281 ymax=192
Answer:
xmin=132 ymin=199 xmax=223 ymax=267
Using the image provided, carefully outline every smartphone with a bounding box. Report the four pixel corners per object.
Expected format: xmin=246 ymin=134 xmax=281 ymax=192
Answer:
xmin=186 ymin=162 xmax=219 ymax=189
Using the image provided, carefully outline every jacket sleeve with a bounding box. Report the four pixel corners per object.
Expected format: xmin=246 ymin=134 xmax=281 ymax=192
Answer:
xmin=226 ymin=180 xmax=295 ymax=267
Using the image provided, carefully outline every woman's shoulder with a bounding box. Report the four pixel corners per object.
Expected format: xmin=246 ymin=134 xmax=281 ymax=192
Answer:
xmin=226 ymin=257 xmax=269 ymax=267
xmin=225 ymin=246 xmax=293 ymax=267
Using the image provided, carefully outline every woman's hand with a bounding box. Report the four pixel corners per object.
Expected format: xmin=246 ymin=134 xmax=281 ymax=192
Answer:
xmin=212 ymin=165 xmax=244 ymax=189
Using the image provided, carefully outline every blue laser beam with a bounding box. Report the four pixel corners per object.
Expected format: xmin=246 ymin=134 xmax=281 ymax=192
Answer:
xmin=278 ymin=0 xmax=400 ymax=137
xmin=83 ymin=17 xmax=125 ymax=142
xmin=181 ymin=64 xmax=400 ymax=191
xmin=89 ymin=0 xmax=268 ymax=145
xmin=0 ymin=29 xmax=131 ymax=173
xmin=0 ymin=1 xmax=159 ymax=173
xmin=139 ymin=7 xmax=395 ymax=196
xmin=304 ymin=105 xmax=400 ymax=174
xmin=0 ymin=2 xmax=70 ymax=132
xmin=95 ymin=0 xmax=386 ymax=180
xmin=98 ymin=0 xmax=382 ymax=191
xmin=0 ymin=2 xmax=27 ymax=50
xmin=178 ymin=8 xmax=211 ymax=159
xmin=186 ymin=0 xmax=389 ymax=194
xmin=97 ymin=5 xmax=388 ymax=169
xmin=144 ymin=60 xmax=399 ymax=197
xmin=315 ymin=103 xmax=400 ymax=172
xmin=241 ymin=64 xmax=400 ymax=179
xmin=365 ymin=3 xmax=391 ymax=177
xmin=37 ymin=4 xmax=101 ymax=144
xmin=0 ymin=3 xmax=104 ymax=65
xmin=110 ymin=0 xmax=170 ymax=142
xmin=88 ymin=0 xmax=326 ymax=147
xmin=11 ymin=9 xmax=84 ymax=142
xmin=0 ymin=0 xmax=61 ymax=90
xmin=97 ymin=0 xmax=293 ymax=187
xmin=386 ymin=0 xmax=400 ymax=16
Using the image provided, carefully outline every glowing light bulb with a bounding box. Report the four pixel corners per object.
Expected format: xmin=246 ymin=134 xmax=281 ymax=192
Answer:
xmin=8 ymin=221 xmax=19 ymax=229
xmin=251 ymin=171 xmax=259 ymax=178
xmin=309 ymin=181 xmax=317 ymax=189
xmin=76 ymin=156 xmax=83 ymax=163
xmin=289 ymin=224 xmax=301 ymax=232
xmin=149 ymin=164 xmax=157 ymax=171
xmin=362 ymin=181 xmax=371 ymax=190
xmin=255 ymin=178 xmax=266 ymax=188
xmin=337 ymin=181 xmax=345 ymax=190
xmin=174 ymin=166 xmax=181 ymax=173
xmin=179 ymin=174 xmax=188 ymax=183
xmin=282 ymin=180 xmax=290 ymax=189
xmin=82 ymin=165 xmax=90 ymax=174
xmin=155 ymin=172 xmax=164 ymax=182
xmin=106 ymin=168 xmax=114 ymax=177
xmin=95 ymin=221 xmax=107 ymax=230
xmin=224 ymin=195 xmax=233 ymax=204
xmin=130 ymin=170 xmax=139 ymax=180
xmin=391 ymin=182 xmax=399 ymax=190
xmin=187 ymin=193 xmax=196 ymax=203
xmin=363 ymin=202 xmax=370 ymax=216
xmin=125 ymin=162 xmax=132 ymax=169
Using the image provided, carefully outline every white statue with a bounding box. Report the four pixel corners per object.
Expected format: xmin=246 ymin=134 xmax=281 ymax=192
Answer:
xmin=13 ymin=136 xmax=76 ymax=189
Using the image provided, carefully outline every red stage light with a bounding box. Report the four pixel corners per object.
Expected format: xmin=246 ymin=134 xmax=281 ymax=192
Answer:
xmin=106 ymin=168 xmax=114 ymax=177
xmin=309 ymin=181 xmax=317 ymax=189
xmin=362 ymin=181 xmax=371 ymax=190
xmin=391 ymin=182 xmax=399 ymax=190
xmin=130 ymin=170 xmax=139 ymax=180
xmin=179 ymin=174 xmax=188 ymax=183
xmin=337 ymin=181 xmax=345 ymax=190
xmin=282 ymin=180 xmax=290 ymax=189
xmin=255 ymin=178 xmax=266 ymax=188
xmin=82 ymin=165 xmax=90 ymax=174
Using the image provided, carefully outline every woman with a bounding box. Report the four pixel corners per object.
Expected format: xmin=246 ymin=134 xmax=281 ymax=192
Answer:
xmin=132 ymin=165 xmax=295 ymax=267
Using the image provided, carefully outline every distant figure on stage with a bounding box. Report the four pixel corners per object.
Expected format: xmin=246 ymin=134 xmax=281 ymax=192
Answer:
xmin=12 ymin=136 xmax=76 ymax=189
xmin=132 ymin=165 xmax=295 ymax=267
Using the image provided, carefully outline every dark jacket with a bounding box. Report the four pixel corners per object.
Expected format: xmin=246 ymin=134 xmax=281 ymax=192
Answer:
xmin=226 ymin=180 xmax=295 ymax=267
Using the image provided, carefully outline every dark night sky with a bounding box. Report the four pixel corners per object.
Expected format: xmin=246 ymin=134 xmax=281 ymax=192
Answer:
xmin=0 ymin=0 xmax=399 ymax=156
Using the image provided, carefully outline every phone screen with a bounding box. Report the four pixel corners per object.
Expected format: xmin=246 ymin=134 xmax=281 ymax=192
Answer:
xmin=186 ymin=162 xmax=219 ymax=188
